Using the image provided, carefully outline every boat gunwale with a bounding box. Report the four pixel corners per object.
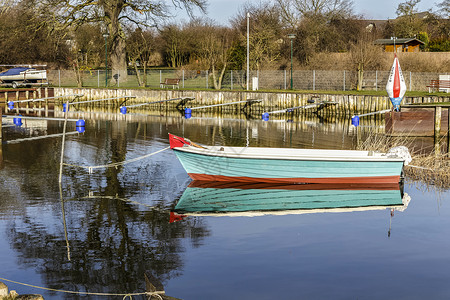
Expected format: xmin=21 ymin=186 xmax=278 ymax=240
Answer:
xmin=173 ymin=145 xmax=406 ymax=162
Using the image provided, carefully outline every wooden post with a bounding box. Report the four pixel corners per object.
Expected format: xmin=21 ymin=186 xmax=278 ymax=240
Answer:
xmin=435 ymin=106 xmax=442 ymax=155
xmin=448 ymin=107 xmax=450 ymax=156
xmin=59 ymin=100 xmax=70 ymax=183
xmin=0 ymin=107 xmax=3 ymax=170
xmin=356 ymin=124 xmax=361 ymax=147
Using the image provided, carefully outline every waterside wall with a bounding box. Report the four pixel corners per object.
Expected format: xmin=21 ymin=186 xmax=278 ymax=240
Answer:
xmin=1 ymin=87 xmax=448 ymax=116
xmin=54 ymin=88 xmax=450 ymax=116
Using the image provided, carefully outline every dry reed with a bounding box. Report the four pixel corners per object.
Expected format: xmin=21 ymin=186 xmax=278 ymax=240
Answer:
xmin=357 ymin=131 xmax=450 ymax=189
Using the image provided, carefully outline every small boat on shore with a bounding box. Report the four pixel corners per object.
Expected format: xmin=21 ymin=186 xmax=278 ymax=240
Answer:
xmin=172 ymin=181 xmax=409 ymax=218
xmin=169 ymin=134 xmax=410 ymax=184
xmin=0 ymin=66 xmax=48 ymax=88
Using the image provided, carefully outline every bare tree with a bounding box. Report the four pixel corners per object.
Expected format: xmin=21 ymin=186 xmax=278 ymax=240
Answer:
xmin=436 ymin=0 xmax=449 ymax=16
xmin=127 ymin=28 xmax=154 ymax=86
xmin=195 ymin=22 xmax=235 ymax=89
xmin=349 ymin=32 xmax=385 ymax=90
xmin=393 ymin=0 xmax=428 ymax=37
xmin=232 ymin=2 xmax=284 ymax=70
xmin=72 ymin=24 xmax=104 ymax=67
xmin=43 ymin=0 xmax=206 ymax=76
xmin=276 ymin=0 xmax=354 ymax=28
xmin=159 ymin=24 xmax=193 ymax=68
xmin=274 ymin=0 xmax=358 ymax=65
xmin=0 ymin=1 xmax=69 ymax=66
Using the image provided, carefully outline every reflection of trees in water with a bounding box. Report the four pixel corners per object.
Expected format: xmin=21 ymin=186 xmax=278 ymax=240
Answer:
xmin=3 ymin=120 xmax=211 ymax=298
xmin=8 ymin=199 xmax=210 ymax=298
xmin=0 ymin=145 xmax=3 ymax=170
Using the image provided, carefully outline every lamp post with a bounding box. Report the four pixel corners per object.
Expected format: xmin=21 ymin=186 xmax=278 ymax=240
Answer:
xmin=391 ymin=36 xmax=397 ymax=53
xmin=246 ymin=12 xmax=250 ymax=91
xmin=103 ymin=32 xmax=109 ymax=87
xmin=287 ymin=34 xmax=296 ymax=90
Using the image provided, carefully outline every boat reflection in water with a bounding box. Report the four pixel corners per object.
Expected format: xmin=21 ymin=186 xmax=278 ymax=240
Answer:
xmin=172 ymin=181 xmax=410 ymax=219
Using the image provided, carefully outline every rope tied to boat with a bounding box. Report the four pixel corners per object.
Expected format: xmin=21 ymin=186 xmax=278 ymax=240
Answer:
xmin=62 ymin=146 xmax=170 ymax=172
xmin=0 ymin=276 xmax=164 ymax=298
xmin=171 ymin=135 xmax=207 ymax=149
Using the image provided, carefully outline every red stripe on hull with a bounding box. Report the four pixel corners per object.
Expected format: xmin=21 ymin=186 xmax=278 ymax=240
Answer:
xmin=188 ymin=173 xmax=401 ymax=184
xmin=188 ymin=180 xmax=401 ymax=190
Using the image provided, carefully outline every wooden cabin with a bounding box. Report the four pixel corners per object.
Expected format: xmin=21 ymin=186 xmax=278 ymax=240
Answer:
xmin=374 ymin=38 xmax=425 ymax=53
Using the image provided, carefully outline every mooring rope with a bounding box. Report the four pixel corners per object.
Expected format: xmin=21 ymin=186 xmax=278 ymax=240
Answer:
xmin=406 ymin=164 xmax=434 ymax=171
xmin=0 ymin=277 xmax=163 ymax=298
xmin=5 ymin=132 xmax=79 ymax=145
xmin=84 ymin=194 xmax=159 ymax=209
xmin=62 ymin=146 xmax=170 ymax=173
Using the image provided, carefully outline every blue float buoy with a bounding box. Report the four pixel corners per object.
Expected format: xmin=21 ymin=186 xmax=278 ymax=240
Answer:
xmin=76 ymin=119 xmax=85 ymax=127
xmin=351 ymin=115 xmax=360 ymax=127
xmin=63 ymin=103 xmax=68 ymax=112
xmin=7 ymin=101 xmax=14 ymax=109
xmin=14 ymin=115 xmax=22 ymax=127
xmin=262 ymin=112 xmax=270 ymax=121
xmin=76 ymin=126 xmax=85 ymax=133
xmin=184 ymin=108 xmax=192 ymax=119
xmin=120 ymin=106 xmax=127 ymax=114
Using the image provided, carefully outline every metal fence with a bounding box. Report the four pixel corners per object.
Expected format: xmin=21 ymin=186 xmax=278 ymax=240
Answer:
xmin=47 ymin=69 xmax=448 ymax=92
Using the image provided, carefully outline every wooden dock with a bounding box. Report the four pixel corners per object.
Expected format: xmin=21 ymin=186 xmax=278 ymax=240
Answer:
xmin=385 ymin=105 xmax=450 ymax=155
xmin=0 ymin=87 xmax=54 ymax=102
xmin=385 ymin=106 xmax=449 ymax=136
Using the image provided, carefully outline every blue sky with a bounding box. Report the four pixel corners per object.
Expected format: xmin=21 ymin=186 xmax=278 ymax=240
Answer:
xmin=175 ymin=0 xmax=440 ymax=25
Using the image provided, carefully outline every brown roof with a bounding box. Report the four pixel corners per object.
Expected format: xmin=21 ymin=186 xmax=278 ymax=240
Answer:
xmin=374 ymin=38 xmax=425 ymax=45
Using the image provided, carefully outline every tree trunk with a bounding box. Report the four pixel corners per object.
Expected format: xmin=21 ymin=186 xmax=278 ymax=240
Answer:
xmin=110 ymin=34 xmax=128 ymax=80
xmin=212 ymin=65 xmax=218 ymax=89
xmin=104 ymin=1 xmax=128 ymax=81
xmin=357 ymin=63 xmax=364 ymax=91
xmin=72 ymin=59 xmax=82 ymax=88
xmin=211 ymin=63 xmax=227 ymax=90
xmin=143 ymin=62 xmax=148 ymax=87
xmin=133 ymin=62 xmax=143 ymax=87
xmin=217 ymin=63 xmax=227 ymax=89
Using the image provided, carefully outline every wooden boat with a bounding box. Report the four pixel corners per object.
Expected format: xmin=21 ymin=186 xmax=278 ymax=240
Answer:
xmin=169 ymin=134 xmax=408 ymax=184
xmin=172 ymin=181 xmax=409 ymax=218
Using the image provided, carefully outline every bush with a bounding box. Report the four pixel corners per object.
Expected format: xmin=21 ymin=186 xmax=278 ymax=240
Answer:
xmin=428 ymin=39 xmax=450 ymax=52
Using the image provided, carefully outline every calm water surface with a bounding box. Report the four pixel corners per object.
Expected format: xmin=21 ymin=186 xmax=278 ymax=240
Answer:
xmin=1 ymin=110 xmax=449 ymax=299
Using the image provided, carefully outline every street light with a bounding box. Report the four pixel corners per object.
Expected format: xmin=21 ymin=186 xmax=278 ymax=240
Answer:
xmin=287 ymin=33 xmax=296 ymax=90
xmin=103 ymin=32 xmax=109 ymax=87
xmin=246 ymin=12 xmax=250 ymax=91
xmin=391 ymin=36 xmax=397 ymax=53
